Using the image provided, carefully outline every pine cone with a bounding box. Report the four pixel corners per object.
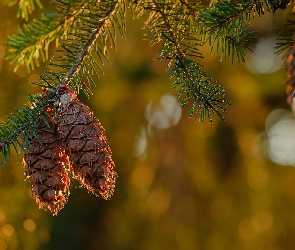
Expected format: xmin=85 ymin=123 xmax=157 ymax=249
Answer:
xmin=23 ymin=112 xmax=70 ymax=215
xmin=286 ymin=44 xmax=295 ymax=109
xmin=57 ymin=85 xmax=117 ymax=199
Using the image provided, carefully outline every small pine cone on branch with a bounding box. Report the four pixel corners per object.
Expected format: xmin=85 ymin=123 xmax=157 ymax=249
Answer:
xmin=23 ymin=110 xmax=70 ymax=215
xmin=56 ymin=85 xmax=117 ymax=199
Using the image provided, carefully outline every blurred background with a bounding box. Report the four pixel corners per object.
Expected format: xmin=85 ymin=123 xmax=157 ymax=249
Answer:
xmin=0 ymin=2 xmax=295 ymax=250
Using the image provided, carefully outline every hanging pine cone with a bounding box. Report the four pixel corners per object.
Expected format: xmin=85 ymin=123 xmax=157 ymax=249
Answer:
xmin=23 ymin=110 xmax=70 ymax=215
xmin=286 ymin=44 xmax=295 ymax=111
xmin=56 ymin=85 xmax=117 ymax=199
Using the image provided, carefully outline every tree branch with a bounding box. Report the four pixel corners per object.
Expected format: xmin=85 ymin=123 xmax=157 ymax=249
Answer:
xmin=151 ymin=0 xmax=206 ymax=98
xmin=61 ymin=0 xmax=121 ymax=85
xmin=0 ymin=0 xmax=122 ymax=154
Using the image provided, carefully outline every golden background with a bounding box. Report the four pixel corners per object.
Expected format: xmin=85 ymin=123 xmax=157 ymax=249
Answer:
xmin=0 ymin=2 xmax=293 ymax=250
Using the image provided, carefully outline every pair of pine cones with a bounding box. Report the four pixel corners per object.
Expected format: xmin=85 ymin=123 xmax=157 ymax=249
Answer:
xmin=23 ymin=85 xmax=117 ymax=215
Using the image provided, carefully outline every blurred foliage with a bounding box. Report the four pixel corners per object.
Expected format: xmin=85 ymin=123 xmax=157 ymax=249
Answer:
xmin=5 ymin=0 xmax=43 ymax=21
xmin=1 ymin=2 xmax=295 ymax=250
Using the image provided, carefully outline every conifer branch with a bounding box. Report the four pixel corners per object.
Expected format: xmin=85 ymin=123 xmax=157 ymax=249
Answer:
xmin=133 ymin=0 xmax=229 ymax=122
xmin=38 ymin=0 xmax=125 ymax=92
xmin=178 ymin=0 xmax=197 ymax=14
xmin=62 ymin=0 xmax=120 ymax=86
xmin=275 ymin=14 xmax=295 ymax=56
xmin=2 ymin=0 xmax=294 ymax=166
xmin=7 ymin=0 xmax=43 ymax=20
xmin=6 ymin=1 xmax=98 ymax=72
xmin=197 ymin=0 xmax=263 ymax=62
xmin=0 ymin=91 xmax=56 ymax=165
xmin=0 ymin=0 xmax=124 ymax=164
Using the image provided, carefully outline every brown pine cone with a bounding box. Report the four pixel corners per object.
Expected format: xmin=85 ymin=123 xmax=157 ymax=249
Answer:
xmin=56 ymin=85 xmax=117 ymax=200
xmin=23 ymin=112 xmax=70 ymax=215
xmin=286 ymin=44 xmax=295 ymax=110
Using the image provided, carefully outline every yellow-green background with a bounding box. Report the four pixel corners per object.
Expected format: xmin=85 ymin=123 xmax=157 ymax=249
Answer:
xmin=0 ymin=2 xmax=294 ymax=250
